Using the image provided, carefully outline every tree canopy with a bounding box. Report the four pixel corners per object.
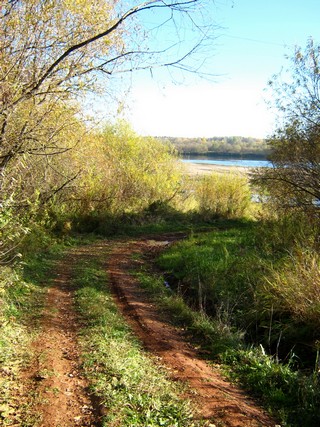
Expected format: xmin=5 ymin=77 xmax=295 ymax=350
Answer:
xmin=0 ymin=0 xmax=216 ymax=205
xmin=0 ymin=0 xmax=217 ymax=260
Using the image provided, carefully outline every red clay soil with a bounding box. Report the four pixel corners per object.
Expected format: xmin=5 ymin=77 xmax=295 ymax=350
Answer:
xmin=12 ymin=236 xmax=277 ymax=426
xmin=21 ymin=255 xmax=98 ymax=427
xmin=107 ymin=237 xmax=277 ymax=427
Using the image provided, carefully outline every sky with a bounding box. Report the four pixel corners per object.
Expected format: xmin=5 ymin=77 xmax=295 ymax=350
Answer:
xmin=122 ymin=0 xmax=320 ymax=138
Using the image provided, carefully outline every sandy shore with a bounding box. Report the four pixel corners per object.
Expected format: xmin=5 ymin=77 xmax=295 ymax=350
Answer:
xmin=182 ymin=161 xmax=251 ymax=176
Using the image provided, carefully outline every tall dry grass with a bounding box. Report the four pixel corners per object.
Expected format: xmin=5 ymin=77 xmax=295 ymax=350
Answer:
xmin=195 ymin=172 xmax=251 ymax=219
xmin=264 ymin=248 xmax=320 ymax=329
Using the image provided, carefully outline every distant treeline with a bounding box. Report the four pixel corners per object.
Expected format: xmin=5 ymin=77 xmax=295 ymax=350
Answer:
xmin=156 ymin=136 xmax=269 ymax=158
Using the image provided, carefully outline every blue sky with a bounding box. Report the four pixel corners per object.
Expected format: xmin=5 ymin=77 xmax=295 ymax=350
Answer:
xmin=125 ymin=0 xmax=320 ymax=138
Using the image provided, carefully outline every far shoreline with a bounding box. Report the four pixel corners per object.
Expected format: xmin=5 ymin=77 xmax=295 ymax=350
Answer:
xmin=182 ymin=161 xmax=251 ymax=176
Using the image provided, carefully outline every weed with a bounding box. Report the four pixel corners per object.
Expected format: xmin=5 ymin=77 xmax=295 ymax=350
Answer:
xmin=262 ymin=248 xmax=320 ymax=329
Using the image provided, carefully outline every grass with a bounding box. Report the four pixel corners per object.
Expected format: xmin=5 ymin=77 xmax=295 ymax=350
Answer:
xmin=134 ymin=270 xmax=244 ymax=357
xmin=72 ymin=259 xmax=204 ymax=426
xmin=156 ymin=221 xmax=320 ymax=361
xmin=130 ymin=221 xmax=320 ymax=427
xmin=262 ymin=248 xmax=320 ymax=329
xmin=222 ymin=347 xmax=320 ymax=427
xmin=57 ymin=198 xmax=238 ymax=238
xmin=134 ymin=269 xmax=320 ymax=426
xmin=157 ymin=222 xmax=263 ymax=330
xmin=0 ymin=259 xmax=52 ymax=425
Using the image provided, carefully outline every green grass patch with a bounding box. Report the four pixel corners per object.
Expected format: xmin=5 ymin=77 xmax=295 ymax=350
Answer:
xmin=131 ymin=222 xmax=320 ymax=426
xmin=156 ymin=222 xmax=320 ymax=357
xmin=73 ymin=260 xmax=202 ymax=427
xmin=222 ymin=348 xmax=320 ymax=427
xmin=157 ymin=223 xmax=263 ymax=328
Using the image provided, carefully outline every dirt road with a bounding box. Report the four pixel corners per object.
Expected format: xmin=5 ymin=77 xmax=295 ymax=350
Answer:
xmin=108 ymin=237 xmax=275 ymax=427
xmin=20 ymin=255 xmax=99 ymax=427
xmin=13 ymin=236 xmax=276 ymax=426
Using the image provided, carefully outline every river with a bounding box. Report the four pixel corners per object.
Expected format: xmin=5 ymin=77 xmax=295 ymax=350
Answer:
xmin=181 ymin=155 xmax=271 ymax=168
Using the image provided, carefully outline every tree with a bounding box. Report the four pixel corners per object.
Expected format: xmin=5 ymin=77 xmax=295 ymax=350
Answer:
xmin=252 ymin=39 xmax=320 ymax=215
xmin=0 ymin=0 xmax=216 ymax=183
xmin=0 ymin=0 xmax=217 ymax=215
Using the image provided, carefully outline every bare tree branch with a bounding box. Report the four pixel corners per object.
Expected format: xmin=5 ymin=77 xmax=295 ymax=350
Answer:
xmin=23 ymin=0 xmax=204 ymax=97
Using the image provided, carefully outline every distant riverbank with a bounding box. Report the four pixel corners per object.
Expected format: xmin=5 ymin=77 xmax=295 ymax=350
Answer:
xmin=182 ymin=161 xmax=250 ymax=176
xmin=181 ymin=156 xmax=271 ymax=176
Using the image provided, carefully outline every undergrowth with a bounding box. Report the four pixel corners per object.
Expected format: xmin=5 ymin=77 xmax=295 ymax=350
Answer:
xmin=156 ymin=222 xmax=320 ymax=364
xmin=73 ymin=260 xmax=203 ymax=427
xmin=135 ymin=266 xmax=320 ymax=426
xmin=132 ymin=221 xmax=320 ymax=427
xmin=222 ymin=347 xmax=320 ymax=427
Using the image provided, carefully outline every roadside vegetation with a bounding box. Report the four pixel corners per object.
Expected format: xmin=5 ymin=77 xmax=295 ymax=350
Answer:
xmin=147 ymin=217 xmax=320 ymax=426
xmin=0 ymin=266 xmax=38 ymax=424
xmin=0 ymin=236 xmax=63 ymax=424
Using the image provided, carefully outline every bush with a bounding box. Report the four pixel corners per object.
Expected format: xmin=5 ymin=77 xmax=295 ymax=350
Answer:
xmin=195 ymin=172 xmax=251 ymax=219
xmin=254 ymin=209 xmax=319 ymax=254
xmin=71 ymin=122 xmax=183 ymax=217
